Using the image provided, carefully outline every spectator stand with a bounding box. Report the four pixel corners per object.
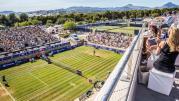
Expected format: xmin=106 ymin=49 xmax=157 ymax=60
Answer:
xmin=86 ymin=42 xmax=125 ymax=54
xmin=0 ymin=41 xmax=72 ymax=69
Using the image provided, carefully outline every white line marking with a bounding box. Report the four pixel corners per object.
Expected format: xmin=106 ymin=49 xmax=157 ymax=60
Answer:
xmin=28 ymin=73 xmax=48 ymax=87
xmin=0 ymin=82 xmax=16 ymax=101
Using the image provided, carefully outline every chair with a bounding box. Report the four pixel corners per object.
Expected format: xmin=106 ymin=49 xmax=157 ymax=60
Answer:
xmin=175 ymin=55 xmax=179 ymax=67
xmin=148 ymin=68 xmax=175 ymax=95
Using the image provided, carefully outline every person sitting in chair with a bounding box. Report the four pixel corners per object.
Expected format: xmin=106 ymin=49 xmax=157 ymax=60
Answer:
xmin=153 ymin=23 xmax=179 ymax=73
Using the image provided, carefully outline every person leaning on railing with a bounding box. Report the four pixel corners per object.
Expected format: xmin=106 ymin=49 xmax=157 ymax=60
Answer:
xmin=149 ymin=23 xmax=179 ymax=73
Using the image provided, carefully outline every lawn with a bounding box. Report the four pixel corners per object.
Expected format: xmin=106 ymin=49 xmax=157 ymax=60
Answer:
xmin=92 ymin=26 xmax=141 ymax=35
xmin=0 ymin=46 xmax=122 ymax=101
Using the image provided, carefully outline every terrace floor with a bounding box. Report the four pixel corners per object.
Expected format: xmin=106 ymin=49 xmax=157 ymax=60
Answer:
xmin=134 ymin=67 xmax=179 ymax=101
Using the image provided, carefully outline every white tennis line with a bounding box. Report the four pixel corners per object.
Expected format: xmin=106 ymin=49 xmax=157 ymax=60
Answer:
xmin=7 ymin=63 xmax=48 ymax=79
xmin=28 ymin=59 xmax=108 ymax=100
xmin=0 ymin=82 xmax=16 ymax=101
xmin=28 ymin=72 xmax=48 ymax=87
xmin=28 ymin=79 xmax=62 ymax=101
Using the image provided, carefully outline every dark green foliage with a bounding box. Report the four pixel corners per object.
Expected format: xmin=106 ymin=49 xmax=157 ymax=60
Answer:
xmin=19 ymin=13 xmax=28 ymax=22
xmin=64 ymin=21 xmax=76 ymax=30
xmin=0 ymin=8 xmax=178 ymax=27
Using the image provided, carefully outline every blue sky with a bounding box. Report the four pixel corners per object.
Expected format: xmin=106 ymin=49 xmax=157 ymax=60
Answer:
xmin=0 ymin=0 xmax=179 ymax=12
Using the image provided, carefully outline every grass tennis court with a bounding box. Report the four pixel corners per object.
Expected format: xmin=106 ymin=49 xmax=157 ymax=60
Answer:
xmin=0 ymin=46 xmax=122 ymax=101
xmin=92 ymin=26 xmax=141 ymax=35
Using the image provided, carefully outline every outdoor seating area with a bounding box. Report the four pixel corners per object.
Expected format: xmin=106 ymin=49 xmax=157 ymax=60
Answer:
xmin=135 ymin=13 xmax=179 ymax=101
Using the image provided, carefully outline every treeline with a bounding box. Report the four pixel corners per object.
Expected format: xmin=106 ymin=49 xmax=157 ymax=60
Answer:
xmin=0 ymin=8 xmax=178 ymax=27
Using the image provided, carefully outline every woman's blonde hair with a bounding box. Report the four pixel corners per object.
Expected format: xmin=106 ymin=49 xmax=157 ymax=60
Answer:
xmin=168 ymin=23 xmax=179 ymax=52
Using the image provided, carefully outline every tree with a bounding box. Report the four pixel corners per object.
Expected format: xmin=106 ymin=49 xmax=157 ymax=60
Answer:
xmin=125 ymin=11 xmax=130 ymax=19
xmin=56 ymin=17 xmax=66 ymax=24
xmin=19 ymin=13 xmax=28 ymax=22
xmin=7 ymin=13 xmax=19 ymax=26
xmin=46 ymin=20 xmax=53 ymax=26
xmin=151 ymin=13 xmax=159 ymax=17
xmin=31 ymin=19 xmax=40 ymax=25
xmin=0 ymin=15 xmax=8 ymax=26
xmin=14 ymin=22 xmax=19 ymax=27
xmin=0 ymin=24 xmax=5 ymax=29
xmin=15 ymin=21 xmax=31 ymax=27
xmin=104 ymin=11 xmax=112 ymax=20
xmin=63 ymin=21 xmax=76 ymax=30
xmin=0 ymin=7 xmax=179 ymax=27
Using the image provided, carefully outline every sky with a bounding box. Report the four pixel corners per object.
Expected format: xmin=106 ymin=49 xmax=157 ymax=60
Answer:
xmin=0 ymin=0 xmax=179 ymax=12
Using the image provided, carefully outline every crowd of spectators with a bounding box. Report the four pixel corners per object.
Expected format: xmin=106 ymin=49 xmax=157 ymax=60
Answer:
xmin=0 ymin=26 xmax=59 ymax=53
xmin=142 ymin=11 xmax=179 ymax=73
xmin=87 ymin=32 xmax=133 ymax=49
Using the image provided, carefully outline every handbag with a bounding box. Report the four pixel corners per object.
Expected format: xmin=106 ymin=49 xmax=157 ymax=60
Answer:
xmin=147 ymin=53 xmax=160 ymax=70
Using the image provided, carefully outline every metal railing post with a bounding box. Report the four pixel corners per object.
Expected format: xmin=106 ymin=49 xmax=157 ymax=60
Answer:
xmin=127 ymin=54 xmax=132 ymax=79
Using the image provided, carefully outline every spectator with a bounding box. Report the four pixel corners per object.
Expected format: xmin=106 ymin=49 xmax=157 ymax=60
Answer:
xmin=87 ymin=31 xmax=132 ymax=49
xmin=143 ymin=24 xmax=160 ymax=59
xmin=153 ymin=23 xmax=179 ymax=73
xmin=0 ymin=26 xmax=59 ymax=52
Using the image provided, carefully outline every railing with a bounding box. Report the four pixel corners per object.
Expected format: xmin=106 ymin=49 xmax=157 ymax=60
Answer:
xmin=94 ymin=24 xmax=146 ymax=101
